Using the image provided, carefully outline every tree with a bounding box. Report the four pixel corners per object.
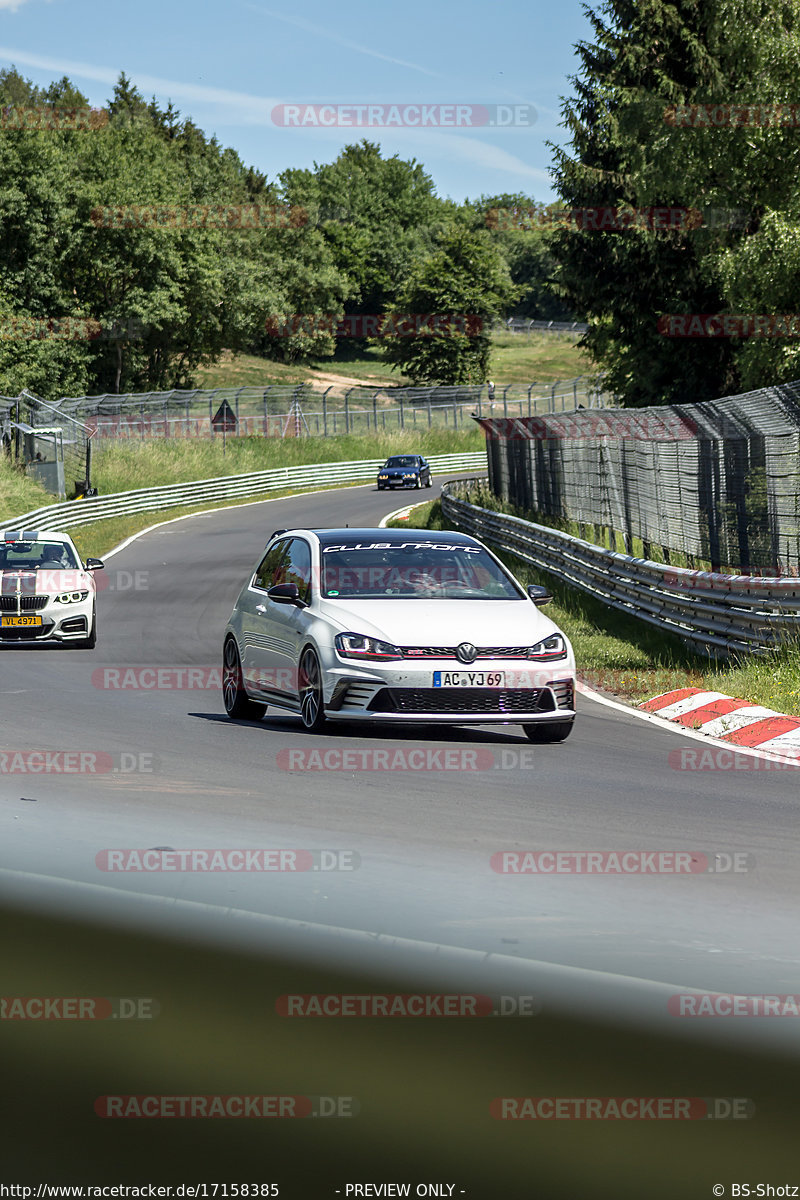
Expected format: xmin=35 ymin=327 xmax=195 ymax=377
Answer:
xmin=379 ymin=226 xmax=518 ymax=385
xmin=466 ymin=193 xmax=576 ymax=320
xmin=548 ymin=0 xmax=800 ymax=405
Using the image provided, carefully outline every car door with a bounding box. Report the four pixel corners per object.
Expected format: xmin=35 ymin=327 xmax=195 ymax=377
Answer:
xmin=239 ymin=539 xmax=289 ymax=694
xmin=249 ymin=537 xmax=313 ymax=701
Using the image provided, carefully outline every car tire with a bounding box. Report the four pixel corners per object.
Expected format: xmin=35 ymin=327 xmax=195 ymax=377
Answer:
xmin=522 ymin=718 xmax=575 ymax=743
xmin=223 ymin=637 xmax=266 ymax=720
xmin=426 ymin=475 xmax=432 ymax=487
xmin=73 ymin=606 xmax=97 ymax=649
xmin=415 ymin=476 xmax=422 ymax=489
xmin=377 ymin=484 xmax=384 ymax=490
xmin=298 ymin=646 xmax=326 ymax=732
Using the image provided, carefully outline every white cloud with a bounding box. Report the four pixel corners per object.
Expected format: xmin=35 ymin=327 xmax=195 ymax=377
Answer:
xmin=0 ymin=0 xmax=32 ymax=11
xmin=245 ymin=4 xmax=445 ymax=79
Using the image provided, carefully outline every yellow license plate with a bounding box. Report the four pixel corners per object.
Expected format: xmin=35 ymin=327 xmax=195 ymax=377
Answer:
xmin=1 ymin=615 xmax=43 ymax=627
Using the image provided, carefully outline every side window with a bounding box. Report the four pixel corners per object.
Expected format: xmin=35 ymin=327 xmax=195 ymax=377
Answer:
xmin=253 ymin=540 xmax=289 ymax=591
xmin=283 ymin=538 xmax=312 ymax=603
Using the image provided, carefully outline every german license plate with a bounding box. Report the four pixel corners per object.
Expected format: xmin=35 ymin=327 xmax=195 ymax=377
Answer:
xmin=433 ymin=671 xmax=506 ymax=687
xmin=1 ymin=615 xmax=42 ymax=627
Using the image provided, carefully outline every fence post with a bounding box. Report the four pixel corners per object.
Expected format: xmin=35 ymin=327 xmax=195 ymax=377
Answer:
xmin=373 ymin=390 xmax=378 ymax=432
xmin=322 ymin=387 xmax=331 ymax=437
xmin=503 ymin=385 xmax=511 ymax=417
xmin=428 ymin=392 xmax=432 ymax=426
xmin=344 ymin=388 xmax=351 ymax=434
xmin=399 ymin=393 xmax=404 ymax=429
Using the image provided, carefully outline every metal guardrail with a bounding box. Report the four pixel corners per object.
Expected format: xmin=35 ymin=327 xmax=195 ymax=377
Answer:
xmin=503 ymin=319 xmax=588 ymax=336
xmin=3 ymin=453 xmax=486 ymax=532
xmin=441 ymin=480 xmax=800 ymax=658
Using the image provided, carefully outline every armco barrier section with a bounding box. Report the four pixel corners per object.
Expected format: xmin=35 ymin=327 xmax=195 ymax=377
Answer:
xmin=441 ymin=480 xmax=800 ymax=658
xmin=3 ymin=453 xmax=486 ymax=532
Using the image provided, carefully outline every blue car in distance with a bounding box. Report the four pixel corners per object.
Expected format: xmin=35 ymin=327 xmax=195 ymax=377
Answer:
xmin=377 ymin=455 xmax=432 ymax=490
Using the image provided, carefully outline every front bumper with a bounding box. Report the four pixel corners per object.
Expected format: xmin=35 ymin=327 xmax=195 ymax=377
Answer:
xmin=322 ymin=660 xmax=576 ymax=725
xmin=0 ymin=601 xmax=94 ymax=643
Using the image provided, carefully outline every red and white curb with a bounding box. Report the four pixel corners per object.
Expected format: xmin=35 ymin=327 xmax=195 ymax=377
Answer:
xmin=640 ymin=689 xmax=800 ymax=759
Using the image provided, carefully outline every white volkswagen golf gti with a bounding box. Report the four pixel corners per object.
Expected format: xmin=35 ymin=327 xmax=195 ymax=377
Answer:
xmin=0 ymin=528 xmax=103 ymax=648
xmin=223 ymin=527 xmax=576 ymax=741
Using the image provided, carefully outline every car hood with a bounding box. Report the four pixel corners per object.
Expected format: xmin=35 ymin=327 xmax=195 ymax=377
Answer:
xmin=0 ymin=567 xmax=92 ymax=592
xmin=380 ymin=466 xmax=417 ymax=474
xmin=317 ymin=597 xmax=562 ymax=648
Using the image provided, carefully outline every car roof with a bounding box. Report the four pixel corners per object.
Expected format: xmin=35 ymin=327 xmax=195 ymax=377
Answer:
xmin=2 ymin=529 xmax=72 ymax=543
xmin=302 ymin=528 xmax=481 ymax=549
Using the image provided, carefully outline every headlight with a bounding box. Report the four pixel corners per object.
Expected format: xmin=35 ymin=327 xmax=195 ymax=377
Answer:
xmin=527 ymin=633 xmax=567 ymax=661
xmin=335 ymin=633 xmax=402 ymax=661
xmin=54 ymin=591 xmax=89 ymax=604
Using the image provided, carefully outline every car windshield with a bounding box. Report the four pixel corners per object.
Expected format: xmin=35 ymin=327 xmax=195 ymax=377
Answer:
xmin=0 ymin=540 xmax=80 ymax=570
xmin=320 ymin=542 xmax=525 ymax=599
xmin=384 ymin=457 xmax=417 ymax=468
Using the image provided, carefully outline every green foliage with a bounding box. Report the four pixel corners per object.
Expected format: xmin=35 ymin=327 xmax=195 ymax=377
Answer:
xmin=548 ymin=0 xmax=800 ymax=406
xmin=464 ymin=193 xmax=576 ymax=321
xmin=379 ymin=226 xmax=519 ymax=384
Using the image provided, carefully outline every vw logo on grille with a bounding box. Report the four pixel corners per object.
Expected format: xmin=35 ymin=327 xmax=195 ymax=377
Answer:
xmin=456 ymin=642 xmax=478 ymax=664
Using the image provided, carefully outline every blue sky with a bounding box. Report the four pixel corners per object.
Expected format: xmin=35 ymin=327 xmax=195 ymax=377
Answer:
xmin=0 ymin=0 xmax=594 ymax=202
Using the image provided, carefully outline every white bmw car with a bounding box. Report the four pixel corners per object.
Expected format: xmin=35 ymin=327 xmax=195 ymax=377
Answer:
xmin=223 ymin=527 xmax=576 ymax=742
xmin=0 ymin=528 xmax=103 ymax=648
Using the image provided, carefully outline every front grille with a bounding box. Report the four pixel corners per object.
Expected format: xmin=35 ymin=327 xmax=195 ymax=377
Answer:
xmin=0 ymin=595 xmax=48 ymax=611
xmin=0 ymin=625 xmax=50 ymax=640
xmin=368 ymin=687 xmax=555 ymax=715
xmin=400 ymin=645 xmax=531 ymax=660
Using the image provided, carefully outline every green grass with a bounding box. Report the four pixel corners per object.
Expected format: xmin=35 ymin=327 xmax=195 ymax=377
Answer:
xmin=392 ymin=496 xmax=800 ymax=718
xmin=194 ymin=331 xmax=591 ymax=392
xmin=88 ymin=427 xmax=484 ymax=496
xmin=488 ymin=331 xmax=592 ymax=384
xmin=0 ymin=458 xmax=56 ymax=524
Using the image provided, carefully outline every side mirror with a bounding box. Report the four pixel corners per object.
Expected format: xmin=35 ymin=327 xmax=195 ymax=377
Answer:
xmin=84 ymin=558 xmax=105 ymax=571
xmin=267 ymin=583 xmax=308 ymax=608
xmin=527 ymin=583 xmax=552 ymax=606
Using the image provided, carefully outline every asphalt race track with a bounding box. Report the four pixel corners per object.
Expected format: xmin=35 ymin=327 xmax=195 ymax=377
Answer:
xmin=2 ymin=479 xmax=799 ymax=999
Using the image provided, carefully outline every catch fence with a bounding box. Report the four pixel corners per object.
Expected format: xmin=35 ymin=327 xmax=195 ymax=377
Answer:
xmin=478 ymin=380 xmax=800 ymax=574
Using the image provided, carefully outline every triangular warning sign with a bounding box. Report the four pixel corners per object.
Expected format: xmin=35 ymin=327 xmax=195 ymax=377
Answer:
xmin=211 ymin=400 xmax=237 ymax=430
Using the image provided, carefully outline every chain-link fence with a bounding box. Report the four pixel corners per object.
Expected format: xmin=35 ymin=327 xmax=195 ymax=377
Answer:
xmin=36 ymin=376 xmax=611 ymax=440
xmin=479 ymin=380 xmax=800 ymax=574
